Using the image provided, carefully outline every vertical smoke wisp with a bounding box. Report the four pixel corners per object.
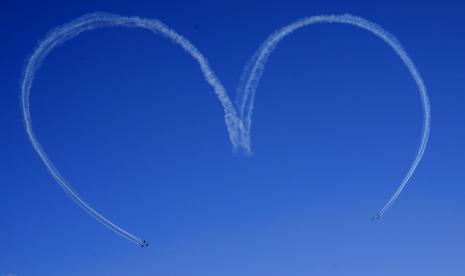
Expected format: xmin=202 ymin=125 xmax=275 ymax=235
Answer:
xmin=235 ymin=14 xmax=430 ymax=219
xmin=21 ymin=12 xmax=239 ymax=246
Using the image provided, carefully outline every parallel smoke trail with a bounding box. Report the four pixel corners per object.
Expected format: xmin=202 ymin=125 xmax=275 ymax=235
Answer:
xmin=235 ymin=14 xmax=430 ymax=219
xmin=22 ymin=12 xmax=429 ymax=246
xmin=21 ymin=12 xmax=239 ymax=246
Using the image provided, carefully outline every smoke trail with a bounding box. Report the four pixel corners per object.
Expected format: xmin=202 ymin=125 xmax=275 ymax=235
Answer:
xmin=235 ymin=14 xmax=430 ymax=219
xmin=21 ymin=12 xmax=239 ymax=246
xmin=22 ymin=12 xmax=429 ymax=246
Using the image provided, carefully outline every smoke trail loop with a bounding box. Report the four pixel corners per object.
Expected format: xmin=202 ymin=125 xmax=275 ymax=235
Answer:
xmin=21 ymin=12 xmax=239 ymax=246
xmin=235 ymin=14 xmax=430 ymax=219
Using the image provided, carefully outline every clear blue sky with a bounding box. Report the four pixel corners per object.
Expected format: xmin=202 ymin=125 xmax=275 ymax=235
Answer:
xmin=1 ymin=0 xmax=465 ymax=275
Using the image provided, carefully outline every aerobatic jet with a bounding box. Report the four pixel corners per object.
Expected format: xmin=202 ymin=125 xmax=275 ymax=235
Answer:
xmin=140 ymin=240 xmax=149 ymax=248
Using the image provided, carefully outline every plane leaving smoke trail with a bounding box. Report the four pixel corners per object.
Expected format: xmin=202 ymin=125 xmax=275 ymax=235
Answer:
xmin=235 ymin=14 xmax=430 ymax=219
xmin=21 ymin=12 xmax=239 ymax=246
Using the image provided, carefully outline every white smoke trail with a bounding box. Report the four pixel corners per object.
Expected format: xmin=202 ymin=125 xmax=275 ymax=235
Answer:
xmin=22 ymin=12 xmax=429 ymax=246
xmin=235 ymin=14 xmax=430 ymax=219
xmin=21 ymin=12 xmax=240 ymax=246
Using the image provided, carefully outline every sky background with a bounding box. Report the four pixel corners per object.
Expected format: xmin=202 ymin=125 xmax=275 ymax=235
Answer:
xmin=1 ymin=0 xmax=465 ymax=275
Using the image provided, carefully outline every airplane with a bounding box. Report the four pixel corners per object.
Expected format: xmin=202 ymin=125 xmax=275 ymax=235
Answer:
xmin=140 ymin=240 xmax=149 ymax=248
xmin=372 ymin=213 xmax=381 ymax=221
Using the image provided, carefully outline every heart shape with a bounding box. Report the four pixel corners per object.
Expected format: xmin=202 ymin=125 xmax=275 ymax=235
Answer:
xmin=21 ymin=12 xmax=430 ymax=247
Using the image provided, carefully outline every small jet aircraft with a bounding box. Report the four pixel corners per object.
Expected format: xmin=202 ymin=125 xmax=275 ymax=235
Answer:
xmin=140 ymin=240 xmax=149 ymax=248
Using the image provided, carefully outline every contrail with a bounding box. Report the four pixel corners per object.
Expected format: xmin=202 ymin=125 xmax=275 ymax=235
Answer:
xmin=21 ymin=12 xmax=239 ymax=246
xmin=235 ymin=14 xmax=430 ymax=219
xmin=22 ymin=13 xmax=430 ymax=246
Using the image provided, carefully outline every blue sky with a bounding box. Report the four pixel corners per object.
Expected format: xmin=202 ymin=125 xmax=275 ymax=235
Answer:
xmin=1 ymin=0 xmax=465 ymax=275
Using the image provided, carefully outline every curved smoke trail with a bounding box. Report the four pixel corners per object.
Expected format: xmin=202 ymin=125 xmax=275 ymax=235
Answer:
xmin=235 ymin=14 xmax=430 ymax=219
xmin=21 ymin=12 xmax=239 ymax=246
xmin=22 ymin=12 xmax=429 ymax=245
